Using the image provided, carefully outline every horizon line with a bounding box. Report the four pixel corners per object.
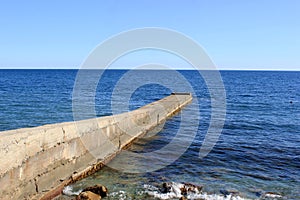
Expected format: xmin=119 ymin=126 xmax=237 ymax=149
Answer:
xmin=0 ymin=67 xmax=299 ymax=71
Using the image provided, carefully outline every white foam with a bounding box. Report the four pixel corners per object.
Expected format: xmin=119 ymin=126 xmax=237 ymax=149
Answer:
xmin=143 ymin=183 xmax=252 ymax=200
xmin=263 ymin=192 xmax=283 ymax=198
xmin=109 ymin=190 xmax=129 ymax=200
xmin=187 ymin=193 xmax=250 ymax=200
xmin=144 ymin=183 xmax=183 ymax=199
xmin=62 ymin=185 xmax=82 ymax=196
xmin=147 ymin=190 xmax=182 ymax=199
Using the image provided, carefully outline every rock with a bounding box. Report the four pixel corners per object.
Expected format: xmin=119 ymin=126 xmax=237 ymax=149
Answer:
xmin=76 ymin=191 xmax=101 ymax=200
xmin=180 ymin=183 xmax=203 ymax=195
xmin=81 ymin=184 xmax=108 ymax=198
xmin=162 ymin=182 xmax=172 ymax=193
xmin=220 ymin=189 xmax=239 ymax=197
xmin=179 ymin=197 xmax=187 ymax=200
xmin=162 ymin=182 xmax=203 ymax=195
xmin=161 ymin=182 xmax=182 ymax=196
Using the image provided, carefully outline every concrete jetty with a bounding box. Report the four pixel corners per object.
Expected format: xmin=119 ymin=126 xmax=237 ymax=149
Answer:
xmin=0 ymin=93 xmax=192 ymax=199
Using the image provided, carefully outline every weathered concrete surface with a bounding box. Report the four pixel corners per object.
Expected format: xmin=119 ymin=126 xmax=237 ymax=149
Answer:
xmin=0 ymin=93 xmax=192 ymax=200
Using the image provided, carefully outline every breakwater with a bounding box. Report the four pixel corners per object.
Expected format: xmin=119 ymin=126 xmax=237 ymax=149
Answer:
xmin=0 ymin=93 xmax=192 ymax=200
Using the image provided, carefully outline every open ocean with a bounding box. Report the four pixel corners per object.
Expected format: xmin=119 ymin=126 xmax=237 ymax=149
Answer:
xmin=0 ymin=69 xmax=299 ymax=199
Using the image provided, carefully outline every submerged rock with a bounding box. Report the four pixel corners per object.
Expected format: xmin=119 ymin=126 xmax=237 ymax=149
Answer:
xmin=81 ymin=184 xmax=108 ymax=198
xmin=220 ymin=189 xmax=240 ymax=197
xmin=76 ymin=191 xmax=101 ymax=200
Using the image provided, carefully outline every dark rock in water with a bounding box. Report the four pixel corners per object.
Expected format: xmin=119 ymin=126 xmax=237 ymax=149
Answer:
xmin=248 ymin=188 xmax=264 ymax=197
xmin=162 ymin=182 xmax=172 ymax=193
xmin=81 ymin=184 xmax=108 ymax=198
xmin=76 ymin=191 xmax=101 ymax=200
xmin=179 ymin=197 xmax=187 ymax=200
xmin=255 ymin=191 xmax=263 ymax=197
xmin=220 ymin=189 xmax=239 ymax=197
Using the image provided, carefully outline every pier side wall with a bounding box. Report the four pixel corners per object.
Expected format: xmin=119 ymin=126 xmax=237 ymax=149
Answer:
xmin=0 ymin=94 xmax=192 ymax=199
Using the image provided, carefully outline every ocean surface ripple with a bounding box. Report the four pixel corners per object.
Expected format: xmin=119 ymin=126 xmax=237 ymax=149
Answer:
xmin=0 ymin=70 xmax=299 ymax=199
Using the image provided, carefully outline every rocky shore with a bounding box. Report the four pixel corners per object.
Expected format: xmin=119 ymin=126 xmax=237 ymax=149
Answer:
xmin=61 ymin=181 xmax=283 ymax=200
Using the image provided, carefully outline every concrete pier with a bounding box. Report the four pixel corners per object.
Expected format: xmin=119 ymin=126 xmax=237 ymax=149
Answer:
xmin=0 ymin=93 xmax=192 ymax=199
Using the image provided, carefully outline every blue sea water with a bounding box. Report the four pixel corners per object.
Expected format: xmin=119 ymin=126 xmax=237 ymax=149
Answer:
xmin=0 ymin=70 xmax=299 ymax=199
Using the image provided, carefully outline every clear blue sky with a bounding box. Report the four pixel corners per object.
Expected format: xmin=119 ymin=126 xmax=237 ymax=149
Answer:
xmin=0 ymin=0 xmax=299 ymax=70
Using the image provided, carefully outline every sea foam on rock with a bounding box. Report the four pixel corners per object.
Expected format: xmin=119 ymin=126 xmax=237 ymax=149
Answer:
xmin=145 ymin=182 xmax=204 ymax=199
xmin=262 ymin=192 xmax=283 ymax=199
xmin=145 ymin=182 xmax=253 ymax=200
xmin=162 ymin=182 xmax=203 ymax=196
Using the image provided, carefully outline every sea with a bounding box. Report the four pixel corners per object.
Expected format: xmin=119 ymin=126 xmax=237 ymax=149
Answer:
xmin=0 ymin=69 xmax=299 ymax=200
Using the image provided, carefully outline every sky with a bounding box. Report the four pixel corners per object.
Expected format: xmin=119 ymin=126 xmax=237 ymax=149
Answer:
xmin=0 ymin=0 xmax=299 ymax=70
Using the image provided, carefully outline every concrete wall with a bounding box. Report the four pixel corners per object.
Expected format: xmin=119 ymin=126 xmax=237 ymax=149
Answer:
xmin=0 ymin=93 xmax=192 ymax=200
